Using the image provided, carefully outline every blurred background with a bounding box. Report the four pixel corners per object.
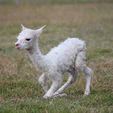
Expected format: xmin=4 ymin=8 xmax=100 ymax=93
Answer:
xmin=0 ymin=0 xmax=113 ymax=5
xmin=0 ymin=0 xmax=113 ymax=113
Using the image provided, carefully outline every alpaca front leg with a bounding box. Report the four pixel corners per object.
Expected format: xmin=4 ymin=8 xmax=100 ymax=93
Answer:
xmin=38 ymin=73 xmax=48 ymax=93
xmin=43 ymin=80 xmax=62 ymax=99
xmin=53 ymin=75 xmax=76 ymax=97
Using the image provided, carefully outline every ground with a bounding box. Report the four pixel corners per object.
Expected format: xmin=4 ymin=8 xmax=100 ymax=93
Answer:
xmin=0 ymin=2 xmax=113 ymax=113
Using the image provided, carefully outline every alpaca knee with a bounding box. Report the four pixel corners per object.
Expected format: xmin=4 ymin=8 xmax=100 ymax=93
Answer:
xmin=84 ymin=67 xmax=93 ymax=79
xmin=38 ymin=74 xmax=45 ymax=85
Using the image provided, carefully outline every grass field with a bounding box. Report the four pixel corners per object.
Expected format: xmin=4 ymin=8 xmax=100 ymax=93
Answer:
xmin=0 ymin=2 xmax=113 ymax=113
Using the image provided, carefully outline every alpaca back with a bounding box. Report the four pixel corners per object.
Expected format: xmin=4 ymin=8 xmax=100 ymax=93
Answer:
xmin=45 ymin=38 xmax=86 ymax=71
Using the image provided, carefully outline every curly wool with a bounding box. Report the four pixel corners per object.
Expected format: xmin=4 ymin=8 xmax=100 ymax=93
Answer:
xmin=15 ymin=25 xmax=93 ymax=99
xmin=44 ymin=38 xmax=86 ymax=74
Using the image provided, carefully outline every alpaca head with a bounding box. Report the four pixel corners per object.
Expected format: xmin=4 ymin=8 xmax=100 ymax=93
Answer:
xmin=15 ymin=25 xmax=46 ymax=50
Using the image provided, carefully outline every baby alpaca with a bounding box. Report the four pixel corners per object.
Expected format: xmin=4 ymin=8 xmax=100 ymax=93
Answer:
xmin=15 ymin=25 xmax=93 ymax=99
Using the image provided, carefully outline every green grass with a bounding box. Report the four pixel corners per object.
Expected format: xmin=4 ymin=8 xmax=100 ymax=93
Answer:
xmin=0 ymin=3 xmax=113 ymax=113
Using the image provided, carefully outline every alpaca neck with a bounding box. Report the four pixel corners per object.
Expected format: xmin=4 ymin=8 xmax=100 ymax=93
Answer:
xmin=27 ymin=41 xmax=46 ymax=71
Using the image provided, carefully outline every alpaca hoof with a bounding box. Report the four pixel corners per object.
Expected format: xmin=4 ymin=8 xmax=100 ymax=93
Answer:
xmin=43 ymin=95 xmax=47 ymax=99
xmin=43 ymin=95 xmax=52 ymax=99
xmin=84 ymin=91 xmax=90 ymax=97
xmin=53 ymin=93 xmax=67 ymax=98
xmin=59 ymin=93 xmax=67 ymax=97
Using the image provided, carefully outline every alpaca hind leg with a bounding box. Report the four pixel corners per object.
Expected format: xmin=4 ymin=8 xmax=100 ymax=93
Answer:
xmin=38 ymin=73 xmax=48 ymax=93
xmin=83 ymin=67 xmax=93 ymax=96
xmin=76 ymin=51 xmax=93 ymax=96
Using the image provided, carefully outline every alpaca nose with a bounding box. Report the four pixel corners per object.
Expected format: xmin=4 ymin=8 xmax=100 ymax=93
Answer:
xmin=15 ymin=43 xmax=20 ymax=49
xmin=15 ymin=43 xmax=20 ymax=47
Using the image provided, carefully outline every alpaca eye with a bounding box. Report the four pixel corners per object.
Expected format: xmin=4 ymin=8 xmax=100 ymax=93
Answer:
xmin=26 ymin=38 xmax=31 ymax=41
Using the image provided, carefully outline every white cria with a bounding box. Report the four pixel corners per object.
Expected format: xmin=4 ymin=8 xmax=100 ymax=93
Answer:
xmin=15 ymin=25 xmax=93 ymax=99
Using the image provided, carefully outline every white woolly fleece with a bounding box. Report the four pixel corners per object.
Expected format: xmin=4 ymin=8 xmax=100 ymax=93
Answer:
xmin=45 ymin=38 xmax=86 ymax=73
xmin=15 ymin=25 xmax=93 ymax=98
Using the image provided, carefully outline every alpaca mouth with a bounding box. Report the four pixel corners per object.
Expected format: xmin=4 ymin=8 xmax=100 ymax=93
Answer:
xmin=15 ymin=46 xmax=20 ymax=50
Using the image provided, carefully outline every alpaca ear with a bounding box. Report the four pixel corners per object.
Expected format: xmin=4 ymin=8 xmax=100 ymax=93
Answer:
xmin=35 ymin=25 xmax=46 ymax=36
xmin=21 ymin=24 xmax=27 ymax=30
